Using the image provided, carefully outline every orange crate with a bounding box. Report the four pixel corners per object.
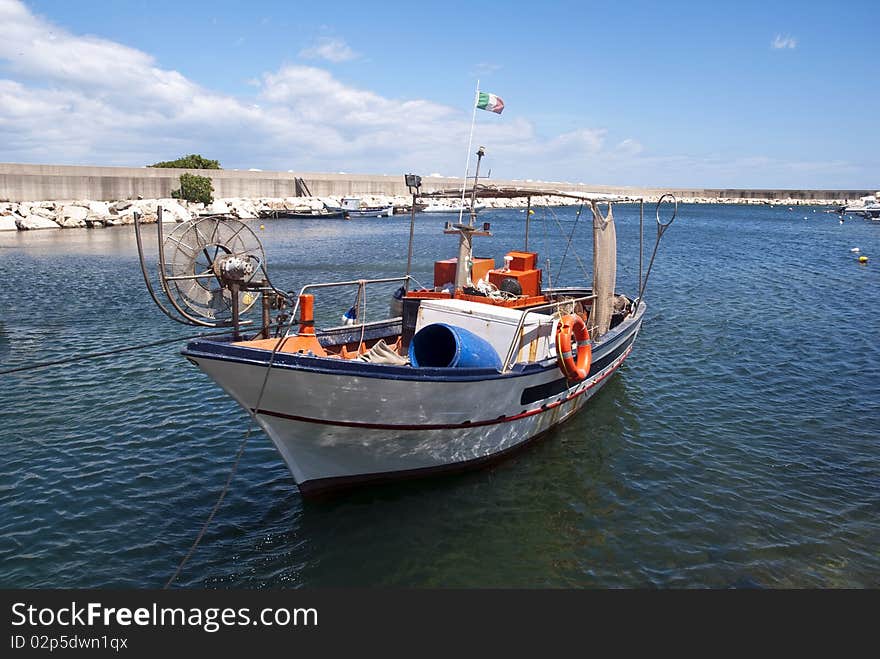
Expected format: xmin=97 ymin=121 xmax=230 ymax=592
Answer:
xmin=433 ymin=259 xmax=457 ymax=287
xmin=433 ymin=257 xmax=495 ymax=288
xmin=488 ymin=268 xmax=542 ymax=297
xmin=505 ymin=251 xmax=538 ymax=271
xmin=472 ymin=257 xmax=495 ymax=283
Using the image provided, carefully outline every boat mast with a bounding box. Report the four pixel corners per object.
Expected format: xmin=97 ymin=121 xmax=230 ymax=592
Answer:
xmin=447 ymin=146 xmax=490 ymax=289
xmin=468 ymin=146 xmax=484 ymax=227
xmin=523 ymin=196 xmax=532 ymax=251
xmin=457 ymin=80 xmax=481 ymax=227
xmin=404 ymin=174 xmax=422 ymax=291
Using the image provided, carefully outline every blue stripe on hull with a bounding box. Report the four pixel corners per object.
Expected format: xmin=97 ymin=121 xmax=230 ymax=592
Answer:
xmin=253 ymin=341 xmax=633 ymax=432
xmin=182 ymin=304 xmax=644 ymax=384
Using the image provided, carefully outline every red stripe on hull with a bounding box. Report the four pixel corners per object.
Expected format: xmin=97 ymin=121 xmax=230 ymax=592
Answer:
xmin=254 ymin=346 xmax=632 ymax=432
xmin=266 ymin=347 xmax=632 ymax=498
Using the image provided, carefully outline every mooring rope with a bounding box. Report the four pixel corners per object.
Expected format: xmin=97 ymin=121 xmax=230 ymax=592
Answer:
xmin=0 ymin=318 xmax=289 ymax=588
xmin=164 ymin=328 xmax=295 ymax=588
xmin=163 ymin=430 xmax=251 ymax=588
xmin=0 ymin=329 xmax=237 ymax=376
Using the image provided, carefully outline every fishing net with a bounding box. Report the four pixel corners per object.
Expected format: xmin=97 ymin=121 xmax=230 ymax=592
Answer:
xmin=590 ymin=201 xmax=617 ymax=337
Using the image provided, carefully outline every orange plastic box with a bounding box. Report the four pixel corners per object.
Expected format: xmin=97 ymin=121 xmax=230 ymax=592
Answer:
xmin=488 ymin=268 xmax=542 ymax=297
xmin=505 ymin=251 xmax=538 ymax=271
xmin=433 ymin=257 xmax=495 ymax=288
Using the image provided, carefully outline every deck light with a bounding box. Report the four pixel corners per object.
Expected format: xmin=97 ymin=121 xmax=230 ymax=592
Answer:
xmin=405 ymin=174 xmax=422 ymax=194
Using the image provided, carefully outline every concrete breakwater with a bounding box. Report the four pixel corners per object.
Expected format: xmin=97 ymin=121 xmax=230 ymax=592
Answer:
xmin=0 ymin=162 xmax=869 ymax=231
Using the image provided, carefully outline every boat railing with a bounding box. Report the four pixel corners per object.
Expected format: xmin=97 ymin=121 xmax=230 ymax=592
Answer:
xmin=501 ymin=294 xmax=596 ymax=373
xmin=285 ymin=276 xmax=412 ymax=336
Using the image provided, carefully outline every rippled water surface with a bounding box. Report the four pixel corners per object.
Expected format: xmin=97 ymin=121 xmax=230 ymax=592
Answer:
xmin=1 ymin=205 xmax=878 ymax=588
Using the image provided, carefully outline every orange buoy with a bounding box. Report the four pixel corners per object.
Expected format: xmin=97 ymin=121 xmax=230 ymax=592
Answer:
xmin=555 ymin=314 xmax=592 ymax=381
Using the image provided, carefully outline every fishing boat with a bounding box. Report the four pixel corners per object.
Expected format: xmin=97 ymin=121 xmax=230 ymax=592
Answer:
xmin=134 ymin=150 xmax=676 ymax=497
xmin=832 ymin=194 xmax=880 ymax=220
xmin=341 ymin=196 xmax=395 ymax=218
xmin=844 ymin=196 xmax=880 ymax=219
xmin=260 ymin=207 xmax=346 ymax=220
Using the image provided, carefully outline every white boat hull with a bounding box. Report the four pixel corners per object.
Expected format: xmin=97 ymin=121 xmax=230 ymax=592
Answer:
xmin=844 ymin=205 xmax=880 ymax=218
xmin=345 ymin=206 xmax=394 ymax=218
xmin=184 ymin=304 xmax=643 ymax=495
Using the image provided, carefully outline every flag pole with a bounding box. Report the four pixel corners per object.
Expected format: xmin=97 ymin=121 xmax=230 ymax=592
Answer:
xmin=459 ymin=80 xmax=479 ymax=227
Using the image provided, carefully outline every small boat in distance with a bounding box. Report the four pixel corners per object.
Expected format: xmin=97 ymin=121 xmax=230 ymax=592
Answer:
xmin=261 ymin=207 xmax=346 ymax=220
xmin=341 ymin=196 xmax=394 ymax=218
xmin=837 ymin=194 xmax=880 ymax=220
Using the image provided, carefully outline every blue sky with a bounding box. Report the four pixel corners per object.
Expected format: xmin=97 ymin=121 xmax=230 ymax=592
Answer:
xmin=0 ymin=0 xmax=877 ymax=188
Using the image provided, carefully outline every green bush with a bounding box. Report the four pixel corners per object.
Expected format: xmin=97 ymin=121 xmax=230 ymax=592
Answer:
xmin=172 ymin=173 xmax=214 ymax=205
xmin=149 ymin=154 xmax=221 ymax=169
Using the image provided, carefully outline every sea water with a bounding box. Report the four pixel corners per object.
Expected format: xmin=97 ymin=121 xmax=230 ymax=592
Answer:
xmin=1 ymin=204 xmax=878 ymax=587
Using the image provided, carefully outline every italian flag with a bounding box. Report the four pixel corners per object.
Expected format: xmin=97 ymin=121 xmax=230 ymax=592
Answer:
xmin=476 ymin=92 xmax=504 ymax=114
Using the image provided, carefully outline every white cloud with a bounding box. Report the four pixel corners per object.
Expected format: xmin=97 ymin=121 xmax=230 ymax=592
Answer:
xmin=771 ymin=34 xmax=797 ymax=49
xmin=473 ymin=62 xmax=502 ymax=76
xmin=0 ymin=0 xmax=614 ymax=178
xmin=0 ymin=1 xmax=860 ymax=187
xmin=298 ymin=37 xmax=359 ymax=63
xmin=617 ymin=138 xmax=643 ymax=155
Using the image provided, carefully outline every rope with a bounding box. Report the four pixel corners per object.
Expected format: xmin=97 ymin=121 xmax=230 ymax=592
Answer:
xmin=0 ymin=329 xmax=237 ymax=376
xmin=554 ymin=202 xmax=586 ymax=283
xmin=408 ymin=274 xmax=429 ymax=291
xmin=1 ymin=316 xmax=288 ymax=586
xmin=163 ymin=430 xmax=250 ymax=588
xmin=164 ymin=329 xmax=294 ymax=588
xmin=164 ymin=285 xmax=315 ymax=586
xmin=547 ymin=205 xmax=591 ymax=282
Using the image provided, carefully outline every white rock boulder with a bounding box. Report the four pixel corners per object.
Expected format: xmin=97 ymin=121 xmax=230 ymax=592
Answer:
xmin=57 ymin=205 xmax=89 ymax=228
xmin=131 ymin=199 xmax=158 ymax=223
xmin=16 ymin=214 xmax=60 ymax=230
xmin=207 ymin=200 xmax=230 ymax=215
xmin=106 ymin=208 xmax=137 ymax=226
xmin=85 ymin=201 xmax=111 ymax=227
xmin=32 ymin=206 xmax=57 ymax=219
xmin=227 ymin=198 xmax=258 ymax=219
xmin=88 ymin=201 xmax=110 ymax=216
xmin=156 ymin=199 xmax=191 ymax=223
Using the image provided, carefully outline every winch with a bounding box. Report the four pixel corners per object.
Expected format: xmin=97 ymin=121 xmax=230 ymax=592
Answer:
xmin=134 ymin=209 xmax=293 ymax=340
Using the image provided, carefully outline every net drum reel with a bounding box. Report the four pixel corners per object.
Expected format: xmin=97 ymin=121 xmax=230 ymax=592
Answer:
xmin=134 ymin=208 xmax=292 ymax=339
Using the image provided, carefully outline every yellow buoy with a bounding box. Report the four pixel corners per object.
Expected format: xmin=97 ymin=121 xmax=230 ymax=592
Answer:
xmin=528 ymin=209 xmax=535 ymax=215
xmin=260 ymin=224 xmax=265 ymax=230
xmin=858 ymin=255 xmax=868 ymax=264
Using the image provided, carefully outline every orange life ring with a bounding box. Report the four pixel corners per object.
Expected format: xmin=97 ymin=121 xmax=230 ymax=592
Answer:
xmin=555 ymin=314 xmax=591 ymax=381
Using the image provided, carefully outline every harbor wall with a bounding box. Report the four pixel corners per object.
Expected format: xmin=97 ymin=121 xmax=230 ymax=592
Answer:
xmin=0 ymin=163 xmax=873 ymax=203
